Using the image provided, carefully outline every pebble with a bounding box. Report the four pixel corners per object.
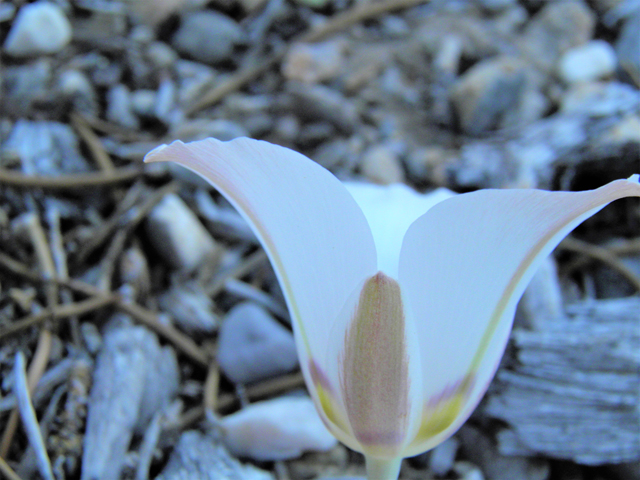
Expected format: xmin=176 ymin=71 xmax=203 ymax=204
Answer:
xmin=450 ymin=56 xmax=527 ymax=135
xmin=282 ymin=40 xmax=345 ymax=83
xmin=171 ymin=118 xmax=249 ymax=142
xmin=172 ymin=11 xmax=243 ymax=64
xmin=130 ymin=89 xmax=157 ymax=117
xmin=405 ymin=146 xmax=455 ymax=184
xmin=146 ymin=193 xmax=220 ymax=272
xmin=82 ymin=320 xmax=179 ymax=480
xmin=58 ymin=69 xmax=98 ymax=116
xmin=558 ymin=40 xmax=617 ymax=84
xmin=360 ymin=144 xmax=405 ymax=185
xmin=287 ymin=82 xmax=359 ymax=134
xmin=454 ymin=461 xmax=485 ymax=480
xmin=220 ymin=396 xmax=337 ymax=461
xmin=158 ymin=282 xmax=218 ymax=334
xmin=516 ymin=256 xmax=564 ymax=330
xmin=616 ymin=11 xmax=640 ymax=87
xmin=4 ymin=120 xmax=90 ymax=175
xmin=3 ymin=1 xmax=72 ymax=57
xmin=156 ymin=431 xmax=273 ymax=480
xmin=3 ymin=59 xmax=52 ymax=115
xmin=106 ymin=84 xmax=140 ymax=129
xmin=146 ymin=41 xmax=178 ymax=69
xmin=429 ymin=436 xmax=459 ymax=476
xmin=476 ymin=0 xmax=517 ymax=12
xmin=520 ymin=0 xmax=595 ymax=69
xmin=560 ymin=81 xmax=640 ymax=117
xmin=217 ymin=302 xmax=298 ymax=384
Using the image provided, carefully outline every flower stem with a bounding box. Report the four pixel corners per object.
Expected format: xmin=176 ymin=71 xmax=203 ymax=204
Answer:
xmin=365 ymin=456 xmax=402 ymax=480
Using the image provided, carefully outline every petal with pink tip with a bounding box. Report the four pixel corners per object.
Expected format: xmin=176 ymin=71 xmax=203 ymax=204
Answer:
xmin=399 ymin=176 xmax=640 ymax=454
xmin=144 ymin=138 xmax=378 ymax=436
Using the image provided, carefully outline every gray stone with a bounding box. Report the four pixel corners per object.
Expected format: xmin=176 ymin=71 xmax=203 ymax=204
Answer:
xmin=57 ymin=69 xmax=98 ymax=116
xmin=3 ymin=120 xmax=90 ymax=175
xmin=475 ymin=0 xmax=517 ymax=11
xmin=146 ymin=193 xmax=219 ymax=272
xmin=560 ymin=81 xmax=640 ymax=117
xmin=360 ymin=144 xmax=405 ymax=185
xmin=282 ymin=40 xmax=345 ymax=83
xmin=520 ymin=0 xmax=596 ymax=69
xmin=217 ymin=302 xmax=298 ymax=384
xmin=3 ymin=1 xmax=71 ymax=57
xmin=172 ymin=11 xmax=243 ymax=64
xmin=287 ymin=82 xmax=359 ymax=134
xmin=158 ymin=282 xmax=218 ymax=334
xmin=156 ymin=431 xmax=273 ymax=480
xmin=106 ymin=84 xmax=140 ymax=129
xmin=616 ymin=11 xmax=640 ymax=86
xmin=450 ymin=56 xmax=527 ymax=135
xmin=3 ymin=60 xmax=53 ymax=116
xmin=429 ymin=436 xmax=459 ymax=476
xmin=82 ymin=321 xmax=179 ymax=480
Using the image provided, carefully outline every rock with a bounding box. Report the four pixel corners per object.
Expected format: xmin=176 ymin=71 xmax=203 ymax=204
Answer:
xmin=131 ymin=89 xmax=157 ymax=117
xmin=405 ymin=146 xmax=455 ymax=184
xmin=516 ymin=256 xmax=564 ymax=330
xmin=146 ymin=193 xmax=219 ymax=272
xmin=82 ymin=320 xmax=179 ymax=480
xmin=3 ymin=120 xmax=90 ymax=175
xmin=459 ymin=425 xmax=550 ymax=480
xmin=520 ymin=0 xmax=596 ymax=69
xmin=106 ymin=84 xmax=139 ymax=129
xmin=58 ymin=69 xmax=98 ymax=116
xmin=172 ymin=11 xmax=243 ymax=64
xmin=146 ymin=41 xmax=178 ymax=69
xmin=287 ymin=82 xmax=359 ymax=134
xmin=560 ymin=81 xmax=640 ymax=117
xmin=429 ymin=436 xmax=459 ymax=476
xmin=158 ymin=282 xmax=218 ymax=334
xmin=558 ymin=40 xmax=617 ymax=84
xmin=195 ymin=189 xmax=257 ymax=243
xmin=453 ymin=461 xmax=485 ymax=480
xmin=3 ymin=60 xmax=53 ymax=116
xmin=450 ymin=56 xmax=527 ymax=135
xmin=3 ymin=1 xmax=71 ymax=57
xmin=170 ymin=118 xmax=249 ymax=142
xmin=616 ymin=11 xmax=640 ymax=86
xmin=476 ymin=0 xmax=517 ymax=11
xmin=217 ymin=302 xmax=298 ymax=384
xmin=220 ymin=396 xmax=337 ymax=461
xmin=156 ymin=431 xmax=273 ymax=480
xmin=360 ymin=144 xmax=405 ymax=185
xmin=282 ymin=40 xmax=345 ymax=83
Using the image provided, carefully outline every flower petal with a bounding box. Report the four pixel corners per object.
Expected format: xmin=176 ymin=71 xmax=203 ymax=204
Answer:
xmin=399 ymin=176 xmax=640 ymax=454
xmin=145 ymin=138 xmax=378 ymax=434
xmin=344 ymin=182 xmax=455 ymax=279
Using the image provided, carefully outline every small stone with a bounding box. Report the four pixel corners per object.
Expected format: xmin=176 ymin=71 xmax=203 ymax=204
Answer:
xmin=520 ymin=0 xmax=596 ymax=69
xmin=146 ymin=193 xmax=219 ymax=271
xmin=217 ymin=302 xmax=298 ymax=384
xmin=454 ymin=461 xmax=485 ymax=480
xmin=106 ymin=84 xmax=140 ymax=129
xmin=58 ymin=69 xmax=98 ymax=116
xmin=560 ymin=81 xmax=640 ymax=117
xmin=80 ymin=322 xmax=102 ymax=355
xmin=616 ymin=11 xmax=640 ymax=87
xmin=360 ymin=144 xmax=405 ymax=185
xmin=516 ymin=256 xmax=564 ymax=330
xmin=558 ymin=40 xmax=617 ymax=84
xmin=282 ymin=40 xmax=344 ymax=83
xmin=476 ymin=0 xmax=517 ymax=11
xmin=172 ymin=11 xmax=243 ymax=64
xmin=287 ymin=82 xmax=359 ymax=134
xmin=602 ymin=113 xmax=640 ymax=144
xmin=450 ymin=56 xmax=527 ymax=135
xmin=220 ymin=396 xmax=337 ymax=461
xmin=3 ymin=59 xmax=52 ymax=115
xmin=131 ymin=89 xmax=157 ymax=117
xmin=158 ymin=282 xmax=218 ymax=334
xmin=3 ymin=1 xmax=71 ymax=57
xmin=157 ymin=431 xmax=273 ymax=480
xmin=429 ymin=436 xmax=459 ymax=476
xmin=171 ymin=119 xmax=249 ymax=142
xmin=405 ymin=146 xmax=455 ymax=183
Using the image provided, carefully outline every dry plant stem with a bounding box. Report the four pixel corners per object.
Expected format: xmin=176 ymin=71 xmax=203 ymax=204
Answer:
xmin=0 ymin=166 xmax=142 ymax=190
xmin=135 ymin=410 xmax=163 ymax=480
xmin=71 ymin=112 xmax=116 ymax=173
xmin=559 ymin=237 xmax=640 ymax=293
xmin=0 ymin=456 xmax=24 ymax=480
xmin=206 ymin=249 xmax=268 ymax=296
xmin=204 ymin=343 xmax=220 ymax=413
xmin=187 ymin=0 xmax=430 ymax=113
xmin=11 ymin=353 xmax=55 ymax=480
xmin=365 ymin=457 xmax=402 ymax=480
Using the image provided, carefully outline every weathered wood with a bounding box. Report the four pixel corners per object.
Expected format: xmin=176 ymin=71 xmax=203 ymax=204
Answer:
xmin=485 ymin=298 xmax=640 ymax=465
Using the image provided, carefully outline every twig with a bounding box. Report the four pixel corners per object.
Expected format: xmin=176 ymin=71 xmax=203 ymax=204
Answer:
xmin=71 ymin=112 xmax=116 ymax=173
xmin=203 ymin=343 xmax=220 ymax=413
xmin=11 ymin=352 xmax=55 ymax=480
xmin=0 ymin=456 xmax=24 ymax=480
xmin=559 ymin=237 xmax=640 ymax=293
xmin=186 ymin=0 xmax=431 ymax=113
xmin=0 ymin=166 xmax=142 ymax=190
xmin=206 ymin=249 xmax=268 ymax=297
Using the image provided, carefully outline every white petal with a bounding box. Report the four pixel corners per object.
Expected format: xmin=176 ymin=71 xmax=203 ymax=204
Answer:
xmin=344 ymin=182 xmax=455 ymax=278
xmin=399 ymin=177 xmax=640 ymax=453
xmin=145 ymin=139 xmax=377 ymax=435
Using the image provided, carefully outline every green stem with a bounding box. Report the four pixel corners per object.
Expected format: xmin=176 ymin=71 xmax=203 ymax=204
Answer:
xmin=365 ymin=456 xmax=402 ymax=480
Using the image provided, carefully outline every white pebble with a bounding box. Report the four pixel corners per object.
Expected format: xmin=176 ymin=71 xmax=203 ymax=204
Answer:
xmin=146 ymin=193 xmax=219 ymax=271
xmin=220 ymin=396 xmax=337 ymax=461
xmin=558 ymin=40 xmax=617 ymax=84
xmin=3 ymin=2 xmax=71 ymax=57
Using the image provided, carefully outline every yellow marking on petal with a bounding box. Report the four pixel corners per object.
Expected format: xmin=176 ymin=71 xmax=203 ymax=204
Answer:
xmin=412 ymin=393 xmax=464 ymax=441
xmin=316 ymin=381 xmax=349 ymax=433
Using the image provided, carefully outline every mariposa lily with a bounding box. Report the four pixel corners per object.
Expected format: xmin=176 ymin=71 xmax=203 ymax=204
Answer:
xmin=145 ymin=138 xmax=640 ymax=480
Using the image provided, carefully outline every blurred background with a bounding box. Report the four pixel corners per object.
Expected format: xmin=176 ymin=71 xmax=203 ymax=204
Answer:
xmin=0 ymin=0 xmax=639 ymax=479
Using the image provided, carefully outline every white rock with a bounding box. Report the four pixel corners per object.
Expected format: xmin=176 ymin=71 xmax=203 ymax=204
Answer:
xmin=146 ymin=193 xmax=219 ymax=271
xmin=360 ymin=144 xmax=405 ymax=185
xmin=282 ymin=40 xmax=345 ymax=83
xmin=558 ymin=40 xmax=617 ymax=84
xmin=3 ymin=2 xmax=71 ymax=57
xmin=220 ymin=396 xmax=337 ymax=461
